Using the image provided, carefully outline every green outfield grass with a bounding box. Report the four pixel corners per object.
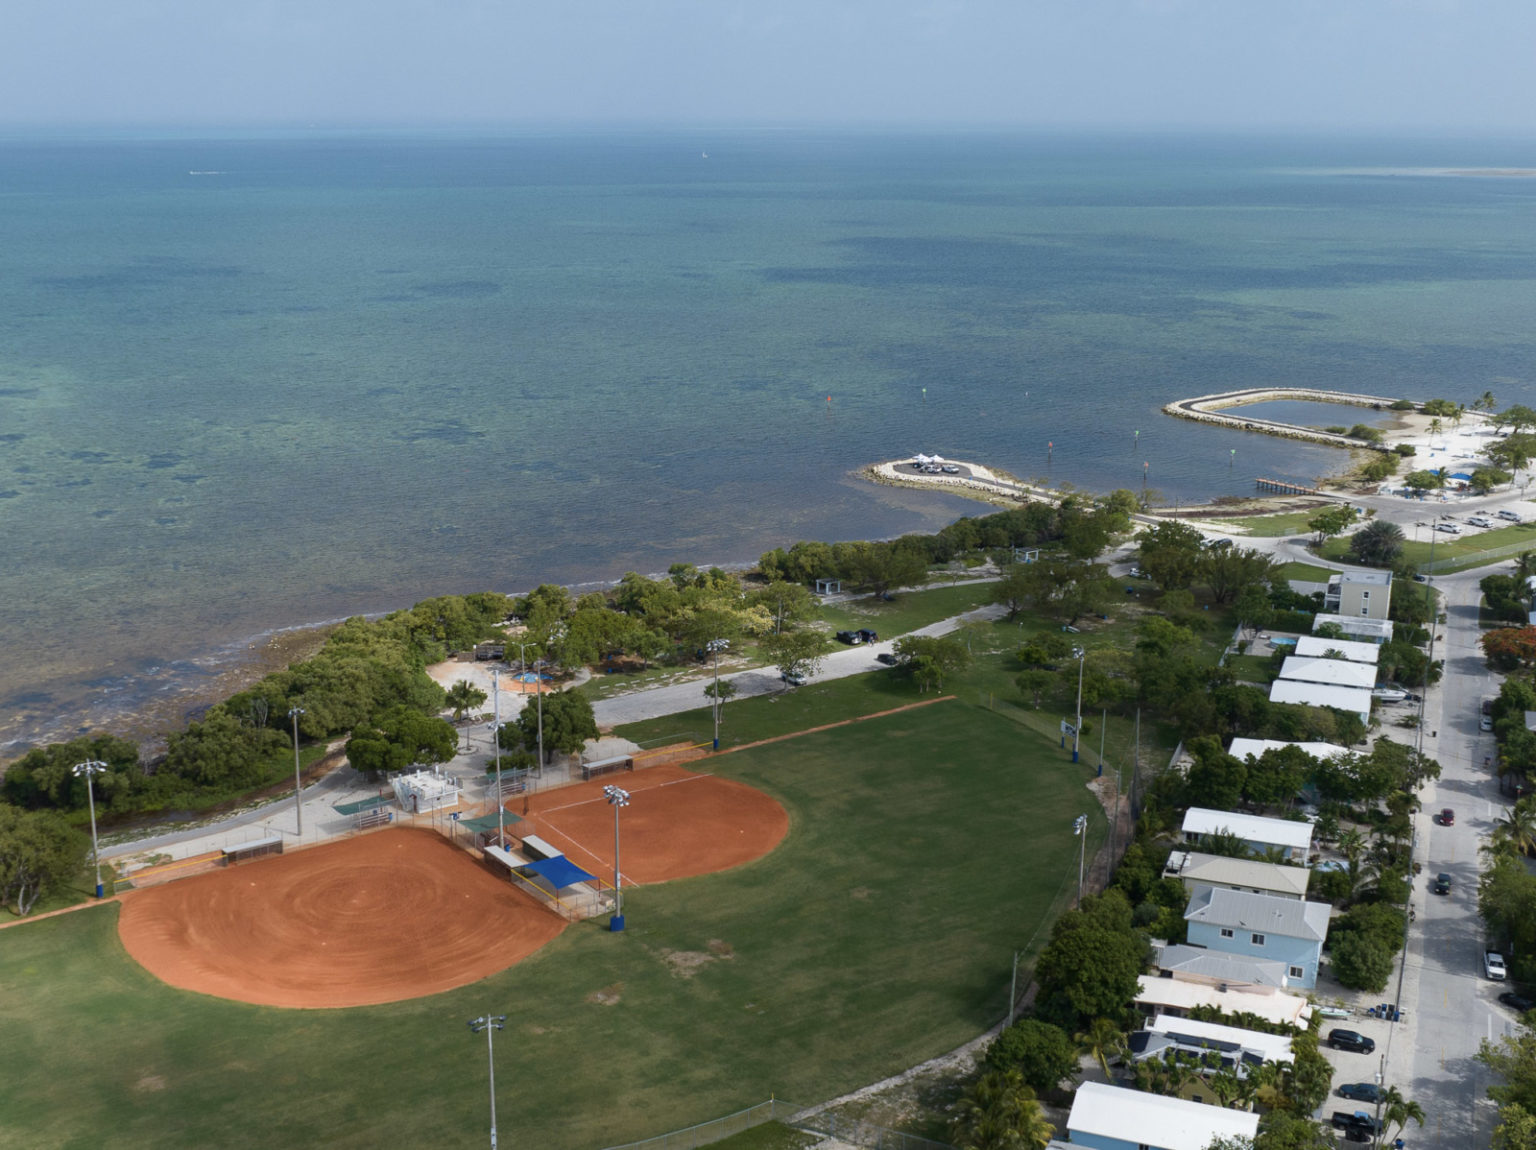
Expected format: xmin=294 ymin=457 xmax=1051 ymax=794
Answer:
xmin=817 ymin=581 xmax=997 ymax=638
xmin=0 ymin=696 xmax=1101 ymax=1150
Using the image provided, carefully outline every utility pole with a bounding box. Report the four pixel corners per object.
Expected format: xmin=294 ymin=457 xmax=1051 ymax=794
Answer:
xmin=467 ymin=1015 xmax=506 ymax=1149
xmin=287 ymin=707 xmax=306 ymax=836
xmin=491 ymin=668 xmax=503 ymax=847
xmin=72 ymin=761 xmax=107 ymax=898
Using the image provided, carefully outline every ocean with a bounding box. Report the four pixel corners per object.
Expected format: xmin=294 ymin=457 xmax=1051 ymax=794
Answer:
xmin=3 ymin=129 xmax=1535 ymax=751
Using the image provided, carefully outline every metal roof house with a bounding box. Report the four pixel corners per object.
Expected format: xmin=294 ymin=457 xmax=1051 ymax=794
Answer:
xmin=1152 ymin=943 xmax=1292 ymax=989
xmin=1278 ymin=656 xmax=1377 ymax=690
xmin=1268 ymin=678 xmax=1373 ymax=723
xmin=1133 ymin=975 xmax=1313 ymax=1029
xmin=1128 ymin=1014 xmax=1294 ymax=1073
xmin=1226 ymin=737 xmax=1347 ymax=763
xmin=1292 ymin=635 xmax=1380 ymax=664
xmin=1185 ymin=888 xmax=1332 ymax=990
xmin=1065 ymin=1082 xmax=1259 ymax=1150
xmin=1181 ymin=807 xmax=1313 ymax=861
xmin=1163 ymin=850 xmax=1311 ymax=900
xmin=1311 ymin=613 xmax=1394 ymax=644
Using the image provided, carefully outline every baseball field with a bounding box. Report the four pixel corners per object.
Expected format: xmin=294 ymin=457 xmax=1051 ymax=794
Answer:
xmin=0 ymin=696 xmax=1102 ymax=1150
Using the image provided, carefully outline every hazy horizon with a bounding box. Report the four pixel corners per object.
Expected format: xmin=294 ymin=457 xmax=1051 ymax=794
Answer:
xmin=6 ymin=1 xmax=1536 ymax=133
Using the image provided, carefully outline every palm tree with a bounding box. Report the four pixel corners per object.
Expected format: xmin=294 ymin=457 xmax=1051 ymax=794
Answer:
xmin=1075 ymin=1018 xmax=1126 ymax=1078
xmin=1380 ymin=1086 xmax=1427 ymax=1145
xmin=1429 ymin=416 xmax=1444 ymax=439
xmin=1478 ymin=389 xmax=1497 ymax=414
xmin=1492 ymin=797 xmax=1536 ymax=857
xmin=444 ymin=679 xmax=488 ymax=720
xmin=1251 ymin=1060 xmax=1292 ymax=1112
xmin=1454 ymin=402 xmax=1467 ymax=428
xmin=951 ymin=1069 xmax=1055 ymax=1150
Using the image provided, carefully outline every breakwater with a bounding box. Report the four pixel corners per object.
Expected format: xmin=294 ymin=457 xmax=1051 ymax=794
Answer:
xmin=1163 ymin=388 xmax=1405 ymax=450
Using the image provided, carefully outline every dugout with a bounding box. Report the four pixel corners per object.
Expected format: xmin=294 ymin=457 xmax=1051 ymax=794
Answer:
xmin=459 ymin=811 xmax=523 ymax=849
xmin=223 ymin=836 xmax=284 ymax=865
xmin=579 ymin=755 xmax=632 ymax=781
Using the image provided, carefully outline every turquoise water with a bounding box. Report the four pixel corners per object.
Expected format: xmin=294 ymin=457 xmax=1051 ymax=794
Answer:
xmin=4 ymin=130 xmax=1536 ymax=749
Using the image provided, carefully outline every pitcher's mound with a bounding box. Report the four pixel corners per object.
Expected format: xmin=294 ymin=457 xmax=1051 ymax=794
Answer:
xmin=117 ymin=828 xmax=565 ymax=1009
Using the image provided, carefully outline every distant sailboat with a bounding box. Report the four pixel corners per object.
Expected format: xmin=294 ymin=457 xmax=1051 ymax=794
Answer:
xmin=701 ymin=150 xmax=709 ymax=159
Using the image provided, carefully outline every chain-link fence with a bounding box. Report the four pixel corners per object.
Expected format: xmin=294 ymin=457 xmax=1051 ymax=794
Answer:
xmin=599 ymin=1100 xmax=956 ymax=1150
xmin=1421 ymin=537 xmax=1535 ymax=573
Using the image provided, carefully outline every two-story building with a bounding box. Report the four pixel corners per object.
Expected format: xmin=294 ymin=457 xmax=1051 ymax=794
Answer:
xmin=1184 ymin=887 xmax=1331 ymax=990
xmin=1064 ymin=1082 xmax=1258 ymax=1150
xmin=1151 ymin=942 xmax=1292 ymax=989
xmin=1323 ymin=569 xmax=1392 ymax=619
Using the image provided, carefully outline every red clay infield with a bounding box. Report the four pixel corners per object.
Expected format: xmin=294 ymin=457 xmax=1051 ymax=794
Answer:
xmin=515 ymin=764 xmax=789 ymax=885
xmin=117 ymin=829 xmax=567 ymax=1009
xmin=116 ymin=766 xmax=787 ymax=1008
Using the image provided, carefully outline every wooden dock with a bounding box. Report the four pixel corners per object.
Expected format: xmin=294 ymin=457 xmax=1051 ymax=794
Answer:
xmin=1255 ymin=477 xmax=1322 ymax=496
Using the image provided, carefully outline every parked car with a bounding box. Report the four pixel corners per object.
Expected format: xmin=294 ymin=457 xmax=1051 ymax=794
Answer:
xmin=1435 ymin=522 xmax=1462 ymax=534
xmin=1487 ymin=952 xmax=1509 ymax=981
xmin=1499 ymin=991 xmax=1536 ymax=1013
xmin=1338 ymin=1083 xmax=1384 ymax=1103
xmin=781 ymin=671 xmax=807 ymax=687
xmin=1331 ymin=1111 xmax=1380 ymax=1136
xmin=857 ymin=628 xmax=879 ymax=643
xmin=1207 ymin=538 xmax=1233 ymax=550
xmin=1433 ymin=872 xmax=1452 ymax=895
xmin=1439 ymin=808 xmax=1456 ymax=825
xmin=941 ymin=465 xmax=961 ymax=474
xmin=834 ymin=631 xmax=863 ymax=645
xmin=1468 ymin=516 xmax=1494 ymax=528
xmin=875 ymin=652 xmax=898 ymax=666
xmin=1482 ymin=714 xmax=1495 ymax=731
xmin=1328 ymin=1029 xmax=1376 ymax=1053
xmin=1499 ymin=509 xmax=1523 ymax=522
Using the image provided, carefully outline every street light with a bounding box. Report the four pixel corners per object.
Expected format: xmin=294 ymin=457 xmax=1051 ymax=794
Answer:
xmin=1073 ymin=814 xmax=1088 ymax=908
xmin=467 ymin=1014 xmax=507 ymax=1150
xmin=72 ymin=760 xmax=107 ymax=898
xmin=605 ymin=784 xmax=631 ymax=932
xmin=706 ymin=638 xmax=730 ymax=750
xmin=1072 ymin=647 xmax=1085 ymax=764
xmin=512 ymin=641 xmax=546 ymax=778
xmin=490 ymin=668 xmax=503 ymax=847
xmin=287 ymin=707 xmax=306 ymax=837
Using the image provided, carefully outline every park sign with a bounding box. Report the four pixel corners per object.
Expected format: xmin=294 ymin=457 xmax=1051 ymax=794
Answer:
xmin=1060 ymin=720 xmax=1077 ymax=738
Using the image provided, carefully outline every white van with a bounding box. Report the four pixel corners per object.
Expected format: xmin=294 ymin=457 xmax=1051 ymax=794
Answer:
xmin=1499 ymin=509 xmax=1523 ymax=522
xmin=1468 ymin=516 xmax=1494 ymax=528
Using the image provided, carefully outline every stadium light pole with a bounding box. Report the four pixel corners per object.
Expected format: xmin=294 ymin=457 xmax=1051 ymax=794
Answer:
xmin=467 ymin=1014 xmax=506 ymax=1150
xmin=72 ymin=760 xmax=108 ymax=898
xmin=605 ymin=784 xmax=631 ymax=932
xmin=512 ymin=640 xmax=545 ymax=779
xmin=707 ymin=638 xmax=730 ymax=750
xmin=288 ymin=707 xmax=306 ymax=837
xmin=1073 ymin=814 xmax=1088 ymax=908
xmin=1071 ymin=647 xmax=1085 ymax=764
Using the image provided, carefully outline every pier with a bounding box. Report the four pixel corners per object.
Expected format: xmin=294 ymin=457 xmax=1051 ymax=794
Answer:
xmin=1255 ymin=477 xmax=1323 ymax=496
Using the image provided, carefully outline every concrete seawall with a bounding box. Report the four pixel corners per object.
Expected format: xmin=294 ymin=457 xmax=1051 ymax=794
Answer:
xmin=1163 ymin=387 xmax=1407 ymax=451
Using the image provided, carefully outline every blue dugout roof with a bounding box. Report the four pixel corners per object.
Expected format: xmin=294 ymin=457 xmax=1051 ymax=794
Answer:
xmin=521 ymin=855 xmax=599 ymax=890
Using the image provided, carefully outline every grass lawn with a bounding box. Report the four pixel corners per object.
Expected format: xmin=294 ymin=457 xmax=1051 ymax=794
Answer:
xmin=1320 ymin=520 xmax=1536 ymax=573
xmin=1276 ymin=561 xmax=1335 ymax=584
xmin=818 ymin=582 xmax=997 ymax=639
xmin=702 ymin=1122 xmax=819 ymax=1149
xmin=0 ymin=697 xmax=1102 ymax=1150
xmin=1227 ymin=654 xmax=1279 ymax=685
xmin=1221 ymin=510 xmax=1322 ymax=538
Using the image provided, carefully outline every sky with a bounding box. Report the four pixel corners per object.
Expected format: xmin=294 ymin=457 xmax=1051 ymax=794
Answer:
xmin=5 ymin=0 xmax=1535 ymax=132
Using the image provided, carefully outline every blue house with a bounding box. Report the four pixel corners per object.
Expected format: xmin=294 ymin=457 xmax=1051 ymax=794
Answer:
xmin=1184 ymin=887 xmax=1331 ymax=990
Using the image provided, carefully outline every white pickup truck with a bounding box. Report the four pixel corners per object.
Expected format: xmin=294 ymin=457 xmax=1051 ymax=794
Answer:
xmin=1487 ymin=952 xmax=1508 ymax=981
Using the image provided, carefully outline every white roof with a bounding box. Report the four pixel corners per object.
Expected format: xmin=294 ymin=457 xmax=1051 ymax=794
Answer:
xmin=1268 ymin=679 xmax=1374 ymax=717
xmin=1135 ymin=976 xmax=1312 ymax=1028
xmin=1183 ymin=807 xmax=1313 ymax=851
xmin=1172 ymin=851 xmax=1311 ymax=897
xmin=1148 ymin=1013 xmax=1294 ymax=1065
xmin=1279 ymin=656 xmax=1377 ymax=690
xmin=1067 ymin=1082 xmax=1258 ymax=1150
xmin=1312 ymin=613 xmax=1394 ymax=641
xmin=1292 ymin=636 xmax=1380 ymax=664
xmin=1185 ymin=887 xmax=1332 ymax=943
xmin=1227 ymin=737 xmax=1347 ymax=763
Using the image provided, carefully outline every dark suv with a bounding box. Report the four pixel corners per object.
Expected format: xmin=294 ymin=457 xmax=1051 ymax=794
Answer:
xmin=1328 ymin=1029 xmax=1376 ymax=1054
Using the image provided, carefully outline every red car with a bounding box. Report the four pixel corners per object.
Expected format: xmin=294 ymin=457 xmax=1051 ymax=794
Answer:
xmin=1440 ymin=808 xmax=1455 ymax=826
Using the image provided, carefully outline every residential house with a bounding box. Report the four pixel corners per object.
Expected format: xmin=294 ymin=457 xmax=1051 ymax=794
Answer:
xmin=1133 ymin=975 xmax=1312 ymax=1030
xmin=1064 ymin=1082 xmax=1259 ymax=1150
xmin=1277 ymin=656 xmax=1377 ymax=691
xmin=1311 ymin=613 xmax=1394 ymax=645
xmin=1127 ymin=1014 xmax=1293 ymax=1086
xmin=1180 ymin=808 xmax=1312 ymax=862
xmin=1185 ymin=887 xmax=1332 ymax=990
xmin=1291 ymin=636 xmax=1381 ymax=665
xmin=1267 ymin=678 xmax=1372 ymax=724
xmin=1163 ymin=850 xmax=1310 ymax=901
xmin=1151 ymin=942 xmax=1292 ymax=990
xmin=1323 ymin=569 xmax=1392 ymax=620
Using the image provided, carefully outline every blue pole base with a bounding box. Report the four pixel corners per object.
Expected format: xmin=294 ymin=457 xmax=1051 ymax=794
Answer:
xmin=95 ymin=883 xmax=104 ymax=899
xmin=712 ymin=738 xmax=719 ymax=751
xmin=1060 ymin=736 xmax=1065 ymax=748
xmin=1096 ymin=764 xmax=1103 ymax=777
xmin=609 ymin=914 xmax=626 ymax=932
xmin=1071 ymin=750 xmax=1079 ymax=763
